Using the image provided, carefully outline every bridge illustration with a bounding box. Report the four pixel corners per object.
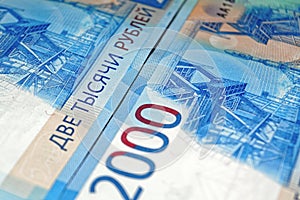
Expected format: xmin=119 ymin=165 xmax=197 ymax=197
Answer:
xmin=152 ymin=48 xmax=300 ymax=186
xmin=199 ymin=6 xmax=300 ymax=47
xmin=0 ymin=1 xmax=124 ymax=108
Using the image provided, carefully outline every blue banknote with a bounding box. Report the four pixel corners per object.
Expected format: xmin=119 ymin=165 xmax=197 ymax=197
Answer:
xmin=0 ymin=0 xmax=186 ymax=199
xmin=54 ymin=0 xmax=300 ymax=199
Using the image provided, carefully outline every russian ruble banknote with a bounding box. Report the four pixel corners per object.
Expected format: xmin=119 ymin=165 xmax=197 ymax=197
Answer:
xmin=55 ymin=0 xmax=300 ymax=199
xmin=0 ymin=0 xmax=186 ymax=199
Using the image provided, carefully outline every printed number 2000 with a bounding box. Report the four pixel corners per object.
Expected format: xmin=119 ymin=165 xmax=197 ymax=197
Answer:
xmin=90 ymin=104 xmax=182 ymax=199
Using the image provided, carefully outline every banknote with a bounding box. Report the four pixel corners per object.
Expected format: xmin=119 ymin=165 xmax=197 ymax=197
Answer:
xmin=0 ymin=0 xmax=186 ymax=199
xmin=55 ymin=0 xmax=300 ymax=199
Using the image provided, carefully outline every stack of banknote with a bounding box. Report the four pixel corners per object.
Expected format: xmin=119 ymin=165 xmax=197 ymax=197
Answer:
xmin=0 ymin=0 xmax=300 ymax=199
